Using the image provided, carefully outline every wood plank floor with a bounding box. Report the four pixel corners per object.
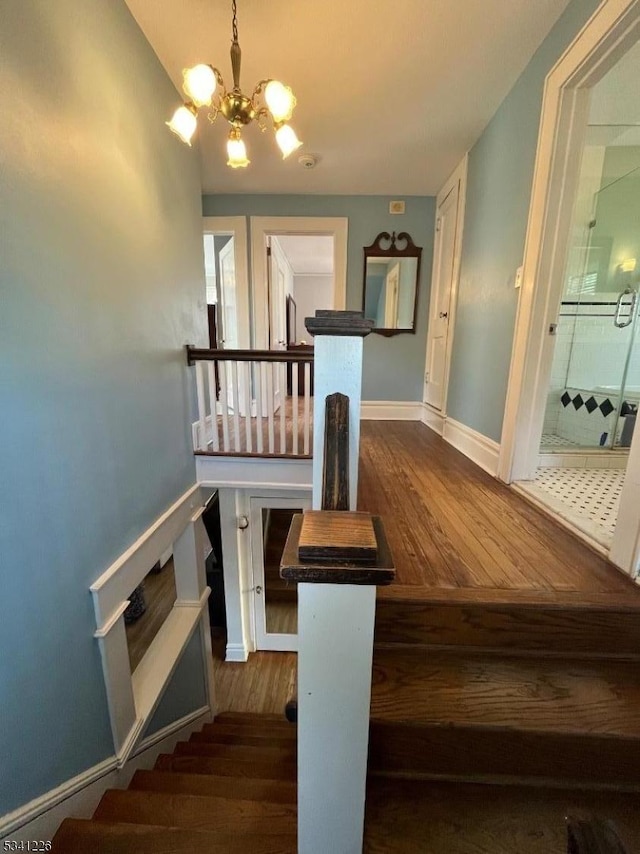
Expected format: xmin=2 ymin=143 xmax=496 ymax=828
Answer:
xmin=125 ymin=561 xmax=176 ymax=672
xmin=358 ymin=421 xmax=640 ymax=600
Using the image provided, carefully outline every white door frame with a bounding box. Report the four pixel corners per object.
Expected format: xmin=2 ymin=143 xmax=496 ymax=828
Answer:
xmin=423 ymin=155 xmax=468 ymax=426
xmin=250 ymin=217 xmax=348 ymax=349
xmin=498 ymin=0 xmax=640 ymax=577
xmin=249 ymin=492 xmax=312 ymax=652
xmin=202 ymin=216 xmax=251 ymax=349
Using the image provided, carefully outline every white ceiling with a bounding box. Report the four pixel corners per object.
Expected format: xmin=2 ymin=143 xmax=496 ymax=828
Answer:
xmin=276 ymin=235 xmax=334 ymax=275
xmin=125 ymin=0 xmax=572 ymax=195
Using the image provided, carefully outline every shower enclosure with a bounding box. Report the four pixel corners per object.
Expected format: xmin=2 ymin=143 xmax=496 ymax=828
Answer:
xmin=542 ymin=156 xmax=640 ymax=452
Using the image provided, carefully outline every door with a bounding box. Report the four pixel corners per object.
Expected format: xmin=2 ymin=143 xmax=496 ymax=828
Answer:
xmin=250 ymin=493 xmax=312 ymax=652
xmin=218 ymin=237 xmax=238 ymax=350
xmin=424 ymin=180 xmax=461 ymax=411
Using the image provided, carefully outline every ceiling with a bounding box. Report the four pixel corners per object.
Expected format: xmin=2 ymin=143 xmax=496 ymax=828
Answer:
xmin=125 ymin=0 xmax=572 ymax=196
xmin=276 ymin=235 xmax=334 ymax=275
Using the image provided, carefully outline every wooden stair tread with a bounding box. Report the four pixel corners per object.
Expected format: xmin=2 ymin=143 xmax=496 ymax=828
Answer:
xmin=94 ymin=789 xmax=296 ymax=834
xmin=363 ymin=778 xmax=640 ymax=853
xmin=155 ymin=753 xmax=296 ymax=780
xmin=195 ymin=727 xmax=296 ymax=747
xmin=53 ymin=819 xmax=296 ymax=853
xmin=371 ymin=647 xmax=640 ymax=737
xmin=376 ymin=583 xmax=640 ymax=610
xmin=175 ymin=740 xmax=296 ymax=761
xmin=375 ymin=596 xmax=640 ymax=656
xmin=130 ymin=770 xmax=297 ymax=803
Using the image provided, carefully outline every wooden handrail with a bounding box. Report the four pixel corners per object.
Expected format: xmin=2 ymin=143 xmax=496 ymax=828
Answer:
xmin=186 ymin=345 xmax=314 ymax=365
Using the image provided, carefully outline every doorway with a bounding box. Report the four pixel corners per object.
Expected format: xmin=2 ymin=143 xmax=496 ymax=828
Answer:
xmin=424 ymin=157 xmax=467 ymax=419
xmin=501 ymin=2 xmax=640 ymax=573
xmin=249 ymin=217 xmax=348 ymax=350
xmin=250 ymin=493 xmax=312 ymax=652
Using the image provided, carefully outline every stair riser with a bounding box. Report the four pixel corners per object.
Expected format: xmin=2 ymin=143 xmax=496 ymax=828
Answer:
xmin=176 ymin=740 xmax=296 ymax=762
xmin=130 ymin=770 xmax=298 ymax=804
xmin=375 ymin=601 xmax=640 ymax=657
xmin=369 ymin=722 xmax=640 ymax=786
xmin=155 ymin=754 xmax=296 ymax=781
xmin=193 ymin=730 xmax=297 ymax=748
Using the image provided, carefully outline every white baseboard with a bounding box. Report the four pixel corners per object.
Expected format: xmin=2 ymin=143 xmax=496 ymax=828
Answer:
xmin=225 ymin=642 xmax=249 ymax=662
xmin=360 ymin=401 xmax=423 ymax=420
xmin=420 ymin=403 xmax=445 ymax=435
xmin=1 ymin=706 xmax=211 ymax=843
xmin=443 ymin=417 xmax=500 ymax=476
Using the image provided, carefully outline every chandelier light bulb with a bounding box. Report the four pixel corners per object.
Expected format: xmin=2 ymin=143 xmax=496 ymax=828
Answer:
xmin=227 ymin=130 xmax=250 ymax=168
xmin=265 ymin=80 xmax=296 ymax=123
xmin=275 ymin=124 xmax=303 ymax=159
xmin=166 ymin=104 xmax=198 ymax=145
xmin=182 ymin=64 xmax=217 ymax=107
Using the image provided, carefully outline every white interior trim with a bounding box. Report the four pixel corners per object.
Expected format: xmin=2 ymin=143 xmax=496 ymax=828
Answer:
xmin=424 ymin=154 xmax=468 ymax=416
xmin=0 ymin=707 xmax=210 ymax=843
xmin=203 ymin=216 xmax=251 ymax=349
xmin=90 ymin=484 xmax=201 ymax=626
xmin=196 ymin=455 xmax=313 ymax=490
xmin=499 ymin=0 xmax=640 ymax=484
xmin=360 ymin=401 xmax=423 ymax=420
xmin=443 ymin=417 xmax=501 ymax=476
xmin=421 ymin=403 xmax=445 ymax=435
xmin=250 ymin=216 xmax=348 ymax=349
xmin=89 ymin=485 xmax=210 ymax=762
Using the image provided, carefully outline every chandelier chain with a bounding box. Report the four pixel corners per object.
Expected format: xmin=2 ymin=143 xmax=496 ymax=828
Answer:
xmin=231 ymin=0 xmax=239 ymax=43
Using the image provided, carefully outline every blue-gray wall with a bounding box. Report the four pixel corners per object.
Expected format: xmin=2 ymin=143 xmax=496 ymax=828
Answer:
xmin=447 ymin=0 xmax=601 ymax=442
xmin=0 ymin=0 xmax=208 ymax=817
xmin=202 ymin=195 xmax=435 ymax=401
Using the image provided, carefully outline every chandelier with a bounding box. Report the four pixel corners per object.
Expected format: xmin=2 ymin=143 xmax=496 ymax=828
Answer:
xmin=167 ymin=0 xmax=302 ymax=168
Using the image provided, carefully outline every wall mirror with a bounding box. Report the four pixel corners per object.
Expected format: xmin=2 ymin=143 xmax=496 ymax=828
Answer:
xmin=362 ymin=231 xmax=422 ymax=335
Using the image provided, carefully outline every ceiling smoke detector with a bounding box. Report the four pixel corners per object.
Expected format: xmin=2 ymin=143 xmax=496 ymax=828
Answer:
xmin=298 ymin=153 xmax=318 ymax=169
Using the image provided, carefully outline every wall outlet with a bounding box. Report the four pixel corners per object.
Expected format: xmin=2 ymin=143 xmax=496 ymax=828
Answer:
xmin=389 ymin=201 xmax=405 ymax=214
xmin=514 ymin=265 xmax=524 ymax=289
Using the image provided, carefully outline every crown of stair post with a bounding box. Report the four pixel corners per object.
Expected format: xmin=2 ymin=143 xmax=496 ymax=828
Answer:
xmin=292 ymin=310 xmax=393 ymax=854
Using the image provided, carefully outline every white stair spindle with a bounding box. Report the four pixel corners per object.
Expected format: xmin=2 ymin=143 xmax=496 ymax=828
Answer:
xmin=304 ymin=361 xmax=311 ymax=455
xmin=255 ymin=362 xmax=264 ymax=454
xmin=242 ymin=362 xmax=252 ymax=453
xmin=195 ymin=361 xmax=206 ymax=451
xmin=292 ymin=362 xmax=299 ymax=456
xmin=279 ymin=362 xmax=286 ymax=454
xmin=231 ymin=360 xmax=241 ymax=453
xmin=219 ymin=361 xmax=231 ymax=452
xmin=267 ymin=363 xmax=275 ymax=454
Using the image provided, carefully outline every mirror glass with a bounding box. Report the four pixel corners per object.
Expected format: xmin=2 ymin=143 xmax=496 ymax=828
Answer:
xmin=362 ymin=232 xmax=421 ymax=335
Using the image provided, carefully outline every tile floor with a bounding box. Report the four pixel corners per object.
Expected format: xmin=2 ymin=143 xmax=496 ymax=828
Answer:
xmin=517 ymin=466 xmax=626 ymax=549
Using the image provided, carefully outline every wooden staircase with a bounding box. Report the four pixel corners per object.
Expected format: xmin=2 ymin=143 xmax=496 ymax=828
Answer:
xmin=362 ymin=587 xmax=640 ymax=851
xmin=52 ymin=713 xmax=298 ymax=853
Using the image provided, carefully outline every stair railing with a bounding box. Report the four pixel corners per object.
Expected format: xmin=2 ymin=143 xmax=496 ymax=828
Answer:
xmin=186 ymin=346 xmax=314 ymax=457
xmin=280 ymin=311 xmax=395 ymax=854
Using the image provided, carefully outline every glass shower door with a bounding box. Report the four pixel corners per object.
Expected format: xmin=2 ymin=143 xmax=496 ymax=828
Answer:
xmin=542 ymin=163 xmax=640 ymax=450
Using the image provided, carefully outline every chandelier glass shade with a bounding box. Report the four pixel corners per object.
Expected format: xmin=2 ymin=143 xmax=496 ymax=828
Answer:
xmin=167 ymin=0 xmax=302 ymax=168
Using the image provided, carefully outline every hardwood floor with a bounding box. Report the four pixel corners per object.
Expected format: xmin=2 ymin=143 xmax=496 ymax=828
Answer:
xmin=125 ymin=560 xmax=176 ymax=672
xmin=211 ymin=632 xmax=296 ymax=716
xmin=358 ymin=421 xmax=640 ymax=600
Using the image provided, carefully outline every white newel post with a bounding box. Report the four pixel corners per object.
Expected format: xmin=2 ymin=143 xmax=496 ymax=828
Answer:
xmin=293 ymin=311 xmax=386 ymax=854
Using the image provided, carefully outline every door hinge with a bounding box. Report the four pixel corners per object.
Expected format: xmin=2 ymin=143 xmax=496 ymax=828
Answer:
xmin=436 ymin=217 xmax=441 ymax=232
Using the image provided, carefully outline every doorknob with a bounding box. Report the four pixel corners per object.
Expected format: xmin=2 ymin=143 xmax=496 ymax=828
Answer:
xmin=439 ymin=312 xmax=448 ymax=319
xmin=256 ymin=585 xmax=262 ymax=594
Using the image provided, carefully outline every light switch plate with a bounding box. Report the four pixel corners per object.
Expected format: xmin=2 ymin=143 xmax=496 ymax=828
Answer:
xmin=515 ymin=265 xmax=524 ymax=289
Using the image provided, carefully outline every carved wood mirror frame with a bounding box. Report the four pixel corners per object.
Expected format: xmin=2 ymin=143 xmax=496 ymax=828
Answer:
xmin=362 ymin=231 xmax=422 ymax=336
